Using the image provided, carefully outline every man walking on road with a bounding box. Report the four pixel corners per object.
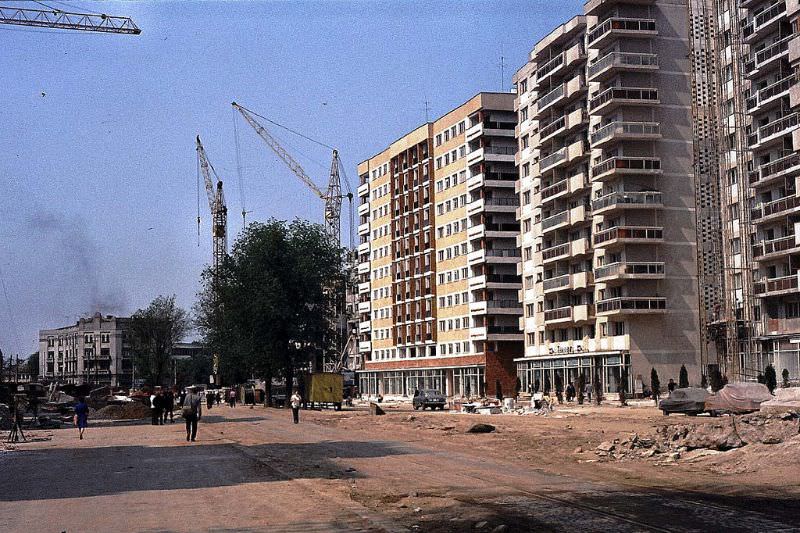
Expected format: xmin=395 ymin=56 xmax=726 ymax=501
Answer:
xmin=182 ymin=386 xmax=202 ymax=442
xmin=290 ymin=389 xmax=302 ymax=424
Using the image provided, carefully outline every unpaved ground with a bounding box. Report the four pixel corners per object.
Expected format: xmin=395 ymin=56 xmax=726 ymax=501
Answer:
xmin=1 ymin=404 xmax=799 ymax=532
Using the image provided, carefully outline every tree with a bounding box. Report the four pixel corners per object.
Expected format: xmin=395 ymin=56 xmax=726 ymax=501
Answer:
xmin=195 ymin=219 xmax=344 ymax=403
xmin=679 ymin=364 xmax=689 ymax=389
xmin=651 ymin=368 xmax=661 ymax=404
xmin=783 ymin=368 xmax=791 ymax=388
xmin=130 ymin=295 xmax=190 ymax=387
xmin=709 ymin=367 xmax=724 ymax=392
xmin=576 ymin=373 xmax=586 ymax=405
xmin=764 ymin=364 xmax=777 ymax=394
xmin=514 ymin=377 xmax=522 ymax=397
xmin=617 ymin=369 xmax=628 ymax=406
xmin=27 ymin=353 xmax=40 ymax=381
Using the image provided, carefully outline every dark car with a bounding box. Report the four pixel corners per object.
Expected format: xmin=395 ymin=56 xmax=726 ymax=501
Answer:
xmin=658 ymin=387 xmax=709 ymax=416
xmin=412 ymin=389 xmax=446 ymax=410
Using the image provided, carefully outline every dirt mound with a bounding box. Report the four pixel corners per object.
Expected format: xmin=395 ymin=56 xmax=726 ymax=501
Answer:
xmin=595 ymin=412 xmax=800 ymax=462
xmin=95 ymin=401 xmax=150 ymax=420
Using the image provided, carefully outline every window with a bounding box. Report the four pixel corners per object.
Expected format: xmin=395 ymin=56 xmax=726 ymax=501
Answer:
xmin=520 ymin=106 xmax=528 ymax=122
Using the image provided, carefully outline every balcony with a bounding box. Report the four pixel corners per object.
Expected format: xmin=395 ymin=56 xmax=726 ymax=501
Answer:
xmin=540 ymin=172 xmax=587 ymax=202
xmin=752 ymin=234 xmax=800 ymax=260
xmin=584 ymin=0 xmax=655 ymax=16
xmin=544 ymin=306 xmax=572 ymax=323
xmin=753 ymin=274 xmax=799 ymax=296
xmin=592 ymin=190 xmax=662 ymax=214
xmin=357 ymin=182 xmax=369 ymax=197
xmin=359 ymin=321 xmax=371 ymax=333
xmin=539 ymin=147 xmax=567 ymax=173
xmin=535 ymin=52 xmax=565 ymax=85
xmin=586 ymin=17 xmax=656 ymax=47
xmin=593 ymin=226 xmax=664 ymax=248
xmin=486 ymin=325 xmax=523 ymax=339
xmin=358 ymin=222 xmax=370 ymax=236
xmin=358 ymin=300 xmax=371 ymax=313
xmin=537 ymin=84 xmax=566 ymax=114
xmin=358 ymin=341 xmax=372 ymax=353
xmin=543 ymin=273 xmax=571 ymax=293
xmin=540 ymin=109 xmax=588 ymax=143
xmin=358 ymin=281 xmax=370 ymax=294
xmin=749 ymin=113 xmax=799 ymax=149
xmin=465 ymin=121 xmax=516 ymax=142
xmin=744 ymin=35 xmax=792 ymax=76
xmin=589 ymin=87 xmax=659 ymax=115
xmin=751 ymin=195 xmax=800 ymax=221
xmin=594 ymin=261 xmax=665 ymax=282
xmin=469 ymin=247 xmax=521 ymax=266
xmin=590 ymin=121 xmax=661 ymax=147
xmin=746 ymin=74 xmax=795 ymax=112
xmin=741 ymin=1 xmax=786 ymax=43
xmin=591 ymin=156 xmax=661 ymax=182
xmin=596 ymin=297 xmax=666 ymax=315
xmin=541 ymin=210 xmax=570 ymax=233
xmin=749 ymin=152 xmax=800 ymax=187
xmin=587 ymin=52 xmax=658 ymax=82
xmin=486 ymin=299 xmax=523 ymax=314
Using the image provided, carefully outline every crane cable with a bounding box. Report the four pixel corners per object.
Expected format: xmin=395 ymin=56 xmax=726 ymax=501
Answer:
xmin=232 ymin=106 xmax=247 ymax=226
xmin=236 ymin=104 xmax=336 ymax=152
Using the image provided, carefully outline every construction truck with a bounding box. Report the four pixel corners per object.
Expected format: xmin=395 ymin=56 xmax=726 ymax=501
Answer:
xmin=304 ymin=372 xmax=343 ymax=410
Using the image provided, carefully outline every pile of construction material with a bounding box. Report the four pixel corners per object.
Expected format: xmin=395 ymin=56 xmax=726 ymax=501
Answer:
xmin=593 ymin=411 xmax=799 ymax=462
xmin=94 ymin=401 xmax=150 ymax=420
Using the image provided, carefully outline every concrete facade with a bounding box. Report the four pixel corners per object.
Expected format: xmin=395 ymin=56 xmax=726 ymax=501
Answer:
xmin=514 ymin=0 xmax=705 ymax=395
xmin=39 ymin=313 xmax=133 ymax=387
xmin=356 ymin=93 xmax=521 ymax=399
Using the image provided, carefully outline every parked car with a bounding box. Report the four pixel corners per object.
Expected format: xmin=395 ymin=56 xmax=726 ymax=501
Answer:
xmin=705 ymin=382 xmax=772 ymax=415
xmin=413 ymin=389 xmax=446 ymax=410
xmin=658 ymin=387 xmax=709 ymax=416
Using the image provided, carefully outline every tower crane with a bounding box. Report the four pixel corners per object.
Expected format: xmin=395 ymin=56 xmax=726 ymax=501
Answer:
xmin=196 ymin=136 xmax=228 ymax=279
xmin=0 ymin=5 xmax=141 ymax=34
xmin=231 ymin=101 xmax=353 ymax=249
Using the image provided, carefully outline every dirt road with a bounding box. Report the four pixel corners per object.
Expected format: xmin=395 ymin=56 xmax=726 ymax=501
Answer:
xmin=1 ymin=406 xmax=798 ymax=532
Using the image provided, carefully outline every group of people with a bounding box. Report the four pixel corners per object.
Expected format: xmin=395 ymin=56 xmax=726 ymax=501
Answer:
xmin=149 ymin=388 xmax=176 ymax=425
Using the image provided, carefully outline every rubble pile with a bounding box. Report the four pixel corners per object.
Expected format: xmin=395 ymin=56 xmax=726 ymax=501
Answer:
xmin=95 ymin=401 xmax=150 ymax=420
xmin=594 ymin=412 xmax=800 ymax=462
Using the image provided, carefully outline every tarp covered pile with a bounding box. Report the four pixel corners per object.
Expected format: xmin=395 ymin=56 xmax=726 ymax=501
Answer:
xmin=760 ymin=387 xmax=800 ymax=413
xmin=705 ymin=383 xmax=772 ymax=413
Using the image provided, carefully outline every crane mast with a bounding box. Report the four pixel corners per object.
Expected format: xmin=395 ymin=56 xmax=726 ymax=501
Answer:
xmin=196 ymin=136 xmax=228 ymax=278
xmin=231 ymin=101 xmax=344 ymax=246
xmin=0 ymin=5 xmax=141 ymax=34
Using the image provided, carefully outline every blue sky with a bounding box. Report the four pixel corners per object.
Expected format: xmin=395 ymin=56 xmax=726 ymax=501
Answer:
xmin=0 ymin=0 xmax=583 ymax=357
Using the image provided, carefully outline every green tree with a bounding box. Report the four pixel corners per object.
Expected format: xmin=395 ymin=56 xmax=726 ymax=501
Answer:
xmin=679 ymin=364 xmax=689 ymax=388
xmin=130 ymin=295 xmax=190 ymax=387
xmin=764 ymin=364 xmax=777 ymax=394
xmin=195 ymin=219 xmax=344 ymax=404
xmin=651 ymin=368 xmax=661 ymax=403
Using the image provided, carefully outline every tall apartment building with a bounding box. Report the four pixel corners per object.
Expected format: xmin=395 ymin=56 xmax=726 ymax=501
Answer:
xmin=356 ymin=92 xmax=522 ymax=398
xmin=39 ymin=313 xmax=133 ymax=387
xmin=514 ymin=0 xmax=707 ymax=394
xmin=738 ymin=0 xmax=800 ymax=378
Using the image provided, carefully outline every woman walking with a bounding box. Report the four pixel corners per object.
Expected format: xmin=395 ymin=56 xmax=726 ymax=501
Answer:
xmin=290 ymin=389 xmax=302 ymax=424
xmin=74 ymin=396 xmax=89 ymax=440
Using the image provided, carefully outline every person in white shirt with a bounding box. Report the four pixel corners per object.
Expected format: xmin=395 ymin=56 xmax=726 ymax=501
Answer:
xmin=290 ymin=389 xmax=302 ymax=424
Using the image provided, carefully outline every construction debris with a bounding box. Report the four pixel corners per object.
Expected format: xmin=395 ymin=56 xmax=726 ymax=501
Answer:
xmin=467 ymin=423 xmax=496 ymax=434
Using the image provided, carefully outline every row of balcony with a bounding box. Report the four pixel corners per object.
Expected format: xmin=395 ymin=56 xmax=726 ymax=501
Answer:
xmin=589 ymin=87 xmax=659 ymax=115
xmin=540 ymin=172 xmax=588 ymax=202
xmin=591 ymin=156 xmax=662 ymax=182
xmin=752 ymin=234 xmax=800 ymax=259
xmin=594 ymin=261 xmax=665 ymax=282
xmin=542 ymin=271 xmax=593 ymax=293
xmin=749 ymin=151 xmax=800 ymax=186
xmin=539 ymin=108 xmax=587 ymax=142
xmin=744 ymin=34 xmax=791 ymax=75
xmin=587 ymin=52 xmax=658 ymax=82
xmin=741 ymin=1 xmax=786 ymax=43
xmin=590 ymin=121 xmax=660 ymax=147
xmin=592 ymin=191 xmax=662 ymax=213
xmin=593 ymin=226 xmax=663 ymax=248
xmin=748 ymin=112 xmax=799 ymax=148
xmin=586 ymin=17 xmax=656 ymax=47
xmin=754 ymin=273 xmax=798 ymax=296
xmin=541 ymin=238 xmax=590 ymax=264
xmin=750 ymin=194 xmax=800 ymax=221
xmin=746 ymin=74 xmax=794 ymax=112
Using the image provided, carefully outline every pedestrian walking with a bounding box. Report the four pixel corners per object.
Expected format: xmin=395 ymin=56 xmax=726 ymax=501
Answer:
xmin=667 ymin=378 xmax=676 ymax=395
xmin=74 ymin=396 xmax=89 ymax=440
xmin=182 ymin=386 xmax=202 ymax=442
xmin=163 ymin=388 xmax=174 ymax=423
xmin=290 ymin=389 xmax=302 ymax=424
xmin=229 ymin=388 xmax=237 ymax=408
xmin=154 ymin=389 xmax=165 ymax=425
xmin=206 ymin=389 xmax=214 ymax=410
xmin=150 ymin=390 xmax=159 ymax=426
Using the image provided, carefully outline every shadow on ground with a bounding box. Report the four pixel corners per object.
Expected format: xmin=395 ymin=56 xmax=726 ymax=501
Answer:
xmin=0 ymin=440 xmax=415 ymax=502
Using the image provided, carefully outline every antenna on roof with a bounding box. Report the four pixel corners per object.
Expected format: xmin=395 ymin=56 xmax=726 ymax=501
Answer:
xmin=424 ymin=96 xmax=430 ymax=123
xmin=499 ymin=43 xmax=506 ymax=92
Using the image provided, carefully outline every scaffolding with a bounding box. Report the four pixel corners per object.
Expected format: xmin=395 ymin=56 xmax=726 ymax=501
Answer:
xmin=710 ymin=0 xmax=759 ymax=381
